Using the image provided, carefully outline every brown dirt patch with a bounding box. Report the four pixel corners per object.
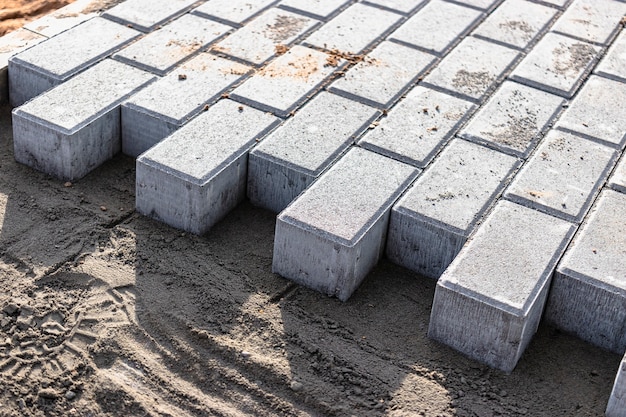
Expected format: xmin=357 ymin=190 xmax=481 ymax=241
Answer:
xmin=0 ymin=0 xmax=77 ymax=36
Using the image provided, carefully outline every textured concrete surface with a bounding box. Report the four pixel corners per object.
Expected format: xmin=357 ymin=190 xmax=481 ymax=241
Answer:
xmin=607 ymin=353 xmax=626 ymax=417
xmin=102 ymin=0 xmax=200 ymax=32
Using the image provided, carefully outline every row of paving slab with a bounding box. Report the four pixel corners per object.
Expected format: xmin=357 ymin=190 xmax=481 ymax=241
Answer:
xmin=2 ymin=0 xmax=626 ymax=414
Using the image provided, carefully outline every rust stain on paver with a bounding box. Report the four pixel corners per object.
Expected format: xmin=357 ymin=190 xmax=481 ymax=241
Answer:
xmin=264 ymin=15 xmax=310 ymax=42
xmin=552 ymin=42 xmax=596 ymax=75
xmin=452 ymin=69 xmax=493 ymax=94
xmin=258 ymin=53 xmax=320 ymax=80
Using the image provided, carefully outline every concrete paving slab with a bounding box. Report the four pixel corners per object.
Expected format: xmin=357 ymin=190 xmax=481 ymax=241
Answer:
xmin=358 ymin=86 xmax=475 ymax=167
xmin=422 ymin=36 xmax=520 ymax=103
xmin=362 ymin=0 xmax=425 ymax=14
xmin=121 ymin=53 xmax=252 ymax=157
xmin=544 ymin=190 xmax=626 ymax=354
xmin=136 ymin=99 xmax=280 ymax=234
xmin=386 ymin=139 xmax=520 ymax=279
xmin=272 ymin=147 xmax=419 ymax=301
xmin=277 ymin=0 xmax=350 ymax=20
xmin=24 ymin=0 xmax=102 ymax=37
xmin=112 ymin=14 xmax=231 ymax=76
xmin=551 ymin=0 xmax=626 ymax=45
xmin=595 ymin=31 xmax=626 ymax=83
xmin=556 ymin=75 xmax=626 ymax=149
xmin=8 ymin=17 xmax=140 ymax=107
xmin=192 ymin=0 xmax=276 ymax=26
xmin=230 ymin=45 xmax=345 ymax=117
xmin=387 ymin=0 xmax=483 ymax=56
xmin=448 ymin=0 xmax=503 ymax=11
xmin=102 ymin=0 xmax=201 ymax=33
xmin=303 ymin=3 xmax=402 ymax=54
xmin=428 ymin=199 xmax=576 ymax=372
xmin=504 ymin=130 xmax=618 ymax=223
xmin=247 ymin=91 xmax=379 ymax=213
xmin=509 ymin=32 xmax=601 ymax=98
xmin=0 ymin=29 xmax=46 ymax=104
xmin=607 ymin=353 xmax=626 ymax=417
xmin=537 ymin=0 xmax=569 ymax=8
xmin=459 ymin=80 xmax=565 ymax=158
xmin=328 ymin=41 xmax=435 ymax=109
xmin=211 ymin=8 xmax=319 ymax=66
xmin=609 ymin=155 xmax=626 ymax=194
xmin=12 ymin=59 xmax=155 ymax=181
xmin=471 ymin=0 xmax=557 ymax=50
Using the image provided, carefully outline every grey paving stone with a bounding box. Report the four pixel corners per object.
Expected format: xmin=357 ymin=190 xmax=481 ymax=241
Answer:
xmin=358 ymin=86 xmax=475 ymax=167
xmin=247 ymin=92 xmax=379 ymax=213
xmin=192 ymin=0 xmax=276 ymax=26
xmin=362 ymin=0 xmax=425 ymax=14
xmin=459 ymin=81 xmax=565 ymax=158
xmin=8 ymin=17 xmax=140 ymax=107
xmin=12 ymin=59 xmax=155 ymax=181
xmin=328 ymin=41 xmax=435 ymax=108
xmin=102 ymin=0 xmax=200 ymax=32
xmin=272 ymin=147 xmax=419 ymax=301
xmin=387 ymin=0 xmax=483 ymax=56
xmin=422 ymin=36 xmax=520 ymax=103
xmin=303 ymin=3 xmax=402 ymax=54
xmin=471 ymin=0 xmax=557 ymax=50
xmin=607 ymin=353 xmax=626 ymax=417
xmin=136 ymin=99 xmax=280 ymax=234
xmin=544 ymin=190 xmax=626 ymax=354
xmin=551 ymin=0 xmax=626 ymax=45
xmin=448 ymin=0 xmax=502 ymax=11
xmin=509 ymin=32 xmax=600 ymax=98
xmin=504 ymin=130 xmax=618 ymax=223
xmin=121 ymin=53 xmax=252 ymax=157
xmin=537 ymin=0 xmax=569 ymax=7
xmin=428 ymin=199 xmax=575 ymax=372
xmin=278 ymin=0 xmax=351 ymax=20
xmin=386 ymin=139 xmax=520 ymax=279
xmin=609 ymin=154 xmax=626 ymax=194
xmin=211 ymin=8 xmax=319 ymax=66
xmin=0 ymin=29 xmax=46 ymax=104
xmin=556 ymin=76 xmax=626 ymax=149
xmin=113 ymin=14 xmax=230 ymax=76
xmin=230 ymin=45 xmax=345 ymax=117
xmin=24 ymin=0 xmax=100 ymax=37
xmin=595 ymin=31 xmax=626 ymax=83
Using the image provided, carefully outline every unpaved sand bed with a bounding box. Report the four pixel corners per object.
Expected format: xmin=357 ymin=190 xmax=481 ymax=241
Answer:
xmin=0 ymin=100 xmax=620 ymax=416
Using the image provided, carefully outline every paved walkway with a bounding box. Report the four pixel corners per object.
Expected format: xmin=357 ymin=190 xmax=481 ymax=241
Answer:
xmin=1 ymin=0 xmax=626 ymax=414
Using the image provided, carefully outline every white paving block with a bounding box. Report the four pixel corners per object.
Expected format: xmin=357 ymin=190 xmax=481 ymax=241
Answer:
xmin=545 ymin=190 xmax=626 ymax=353
xmin=450 ymin=0 xmax=502 ymax=10
xmin=0 ymin=29 xmax=46 ymax=104
xmin=551 ymin=0 xmax=626 ymax=45
xmin=428 ymin=200 xmax=575 ymax=372
xmin=609 ymin=155 xmax=626 ymax=194
xmin=273 ymin=147 xmax=419 ymax=301
xmin=247 ymin=92 xmax=379 ymax=212
xmin=607 ymin=353 xmax=626 ymax=417
xmin=12 ymin=59 xmax=155 ymax=181
xmin=278 ymin=0 xmax=350 ymax=20
xmin=386 ymin=139 xmax=520 ymax=279
xmin=595 ymin=31 xmax=626 ymax=83
xmin=122 ymin=53 xmax=252 ymax=157
xmin=363 ymin=0 xmax=425 ymax=14
xmin=8 ymin=17 xmax=140 ymax=107
xmin=102 ymin=0 xmax=201 ymax=32
xmin=192 ymin=0 xmax=276 ymax=26
xmin=136 ymin=100 xmax=280 ymax=234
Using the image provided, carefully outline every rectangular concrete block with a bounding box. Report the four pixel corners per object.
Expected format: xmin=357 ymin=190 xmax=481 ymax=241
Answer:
xmin=509 ymin=32 xmax=600 ymax=98
xmin=192 ymin=0 xmax=276 ymax=26
xmin=328 ymin=40 xmax=435 ymax=109
xmin=12 ymin=59 xmax=155 ymax=181
xmin=230 ymin=45 xmax=345 ymax=117
xmin=449 ymin=0 xmax=503 ymax=11
xmin=303 ymin=3 xmax=402 ymax=54
xmin=136 ymin=99 xmax=280 ymax=234
xmin=595 ymin=31 xmax=626 ymax=83
xmin=121 ymin=53 xmax=252 ymax=157
xmin=504 ymin=130 xmax=618 ymax=223
xmin=471 ymin=0 xmax=557 ymax=50
xmin=358 ymin=86 xmax=475 ymax=167
xmin=459 ymin=81 xmax=565 ymax=158
xmin=24 ymin=0 xmax=103 ymax=37
xmin=247 ymin=91 xmax=379 ymax=213
xmin=8 ymin=17 xmax=141 ymax=107
xmin=607 ymin=353 xmax=626 ymax=417
xmin=609 ymin=155 xmax=626 ymax=194
xmin=556 ymin=75 xmax=626 ymax=149
xmin=278 ymin=0 xmax=350 ymax=20
xmin=551 ymin=0 xmax=626 ymax=45
xmin=387 ymin=0 xmax=483 ymax=56
xmin=113 ymin=14 xmax=230 ymax=76
xmin=544 ymin=190 xmax=626 ymax=354
xmin=386 ymin=139 xmax=520 ymax=279
xmin=0 ymin=28 xmax=46 ymax=104
xmin=362 ymin=0 xmax=425 ymax=14
xmin=102 ymin=0 xmax=201 ymax=32
xmin=428 ymin=200 xmax=576 ymax=372
xmin=272 ymin=147 xmax=419 ymax=301
xmin=422 ymin=36 xmax=520 ymax=103
xmin=211 ymin=8 xmax=319 ymax=66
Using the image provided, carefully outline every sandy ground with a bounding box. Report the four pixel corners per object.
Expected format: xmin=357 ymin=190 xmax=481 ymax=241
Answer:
xmin=0 ymin=1 xmax=79 ymax=36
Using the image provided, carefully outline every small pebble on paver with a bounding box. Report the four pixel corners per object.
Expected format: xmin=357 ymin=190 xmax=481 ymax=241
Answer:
xmin=595 ymin=31 xmax=626 ymax=84
xmin=358 ymin=86 xmax=475 ymax=167
xmin=509 ymin=32 xmax=600 ymax=98
xmin=328 ymin=40 xmax=435 ymax=108
xmin=422 ymin=36 xmax=520 ymax=102
xmin=278 ymin=0 xmax=350 ymax=21
xmin=550 ymin=0 xmax=626 ymax=45
xmin=459 ymin=80 xmax=565 ymax=158
xmin=387 ymin=0 xmax=483 ymax=56
xmin=102 ymin=0 xmax=200 ymax=32
xmin=192 ymin=0 xmax=276 ymax=26
xmin=504 ymin=129 xmax=618 ymax=223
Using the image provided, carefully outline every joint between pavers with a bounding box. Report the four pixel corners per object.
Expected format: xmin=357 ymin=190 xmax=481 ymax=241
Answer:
xmin=502 ymin=189 xmax=596 ymax=225
xmin=554 ymin=126 xmax=626 ymax=151
xmin=360 ymin=1 xmax=418 ymax=16
xmin=557 ymin=267 xmax=626 ymax=298
xmin=418 ymin=81 xmax=481 ymax=104
xmin=525 ymin=0 xmax=571 ymax=10
xmin=190 ymin=0 xmax=280 ymax=28
xmin=594 ymin=70 xmax=626 ymax=86
xmin=441 ymin=0 xmax=503 ymax=12
xmin=552 ymin=28 xmax=622 ymax=48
